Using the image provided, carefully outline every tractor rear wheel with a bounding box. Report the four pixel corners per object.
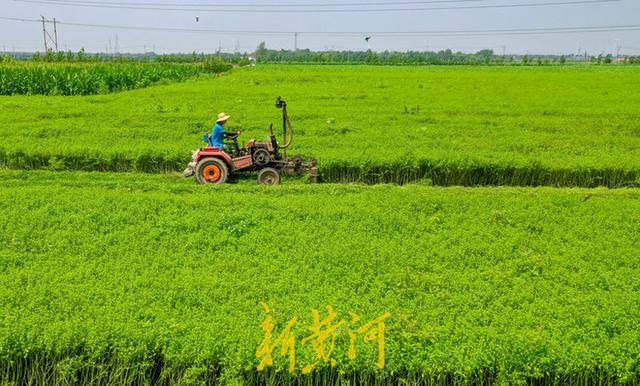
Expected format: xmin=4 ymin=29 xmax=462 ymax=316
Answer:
xmin=257 ymin=167 xmax=280 ymax=185
xmin=195 ymin=158 xmax=228 ymax=185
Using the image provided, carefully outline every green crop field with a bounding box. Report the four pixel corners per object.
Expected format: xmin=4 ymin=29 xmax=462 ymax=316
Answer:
xmin=1 ymin=65 xmax=639 ymax=186
xmin=2 ymin=62 xmax=640 ymax=385
xmin=1 ymin=170 xmax=639 ymax=385
xmin=0 ymin=62 xmax=209 ymax=96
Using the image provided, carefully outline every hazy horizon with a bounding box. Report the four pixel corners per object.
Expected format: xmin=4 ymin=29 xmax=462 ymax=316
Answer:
xmin=1 ymin=0 xmax=639 ymax=56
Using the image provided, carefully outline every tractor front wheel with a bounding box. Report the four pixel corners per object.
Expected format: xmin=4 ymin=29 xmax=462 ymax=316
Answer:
xmin=195 ymin=158 xmax=228 ymax=185
xmin=257 ymin=168 xmax=280 ymax=185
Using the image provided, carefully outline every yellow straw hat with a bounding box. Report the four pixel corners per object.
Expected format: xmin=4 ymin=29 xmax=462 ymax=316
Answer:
xmin=216 ymin=112 xmax=230 ymax=122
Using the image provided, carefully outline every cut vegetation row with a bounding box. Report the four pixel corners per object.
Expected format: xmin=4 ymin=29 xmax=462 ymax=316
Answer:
xmin=1 ymin=150 xmax=638 ymax=187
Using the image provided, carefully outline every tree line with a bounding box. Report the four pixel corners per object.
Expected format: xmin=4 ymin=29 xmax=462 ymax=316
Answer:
xmin=1 ymin=44 xmax=637 ymax=65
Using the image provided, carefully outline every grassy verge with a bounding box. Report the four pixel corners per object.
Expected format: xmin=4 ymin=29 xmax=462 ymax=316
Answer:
xmin=1 ymin=171 xmax=639 ymax=385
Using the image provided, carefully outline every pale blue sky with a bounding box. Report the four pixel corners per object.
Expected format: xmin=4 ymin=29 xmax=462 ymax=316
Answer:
xmin=1 ymin=0 xmax=638 ymax=55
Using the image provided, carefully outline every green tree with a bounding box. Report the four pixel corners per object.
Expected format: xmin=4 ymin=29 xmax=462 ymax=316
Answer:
xmin=77 ymin=48 xmax=86 ymax=62
xmin=255 ymin=42 xmax=267 ymax=61
xmin=476 ymin=49 xmax=494 ymax=64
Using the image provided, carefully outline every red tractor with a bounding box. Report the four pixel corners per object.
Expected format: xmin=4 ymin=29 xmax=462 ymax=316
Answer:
xmin=183 ymin=97 xmax=318 ymax=185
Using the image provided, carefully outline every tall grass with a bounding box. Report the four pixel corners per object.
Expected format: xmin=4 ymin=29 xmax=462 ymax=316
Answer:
xmin=319 ymin=159 xmax=640 ymax=187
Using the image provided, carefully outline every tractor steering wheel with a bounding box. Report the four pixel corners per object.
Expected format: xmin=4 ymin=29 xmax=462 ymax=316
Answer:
xmin=225 ymin=131 xmax=241 ymax=140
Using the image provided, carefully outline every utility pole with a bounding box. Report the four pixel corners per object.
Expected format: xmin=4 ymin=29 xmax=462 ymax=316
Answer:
xmin=218 ymin=40 xmax=221 ymax=58
xmin=53 ymin=18 xmax=59 ymax=52
xmin=40 ymin=16 xmax=59 ymax=52
xmin=294 ymin=32 xmax=298 ymax=51
xmin=41 ymin=16 xmax=48 ymax=52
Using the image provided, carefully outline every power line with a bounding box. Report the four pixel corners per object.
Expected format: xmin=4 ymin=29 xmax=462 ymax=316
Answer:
xmin=7 ymin=0 xmax=595 ymax=7
xmin=14 ymin=0 xmax=622 ymax=13
xmin=3 ymin=16 xmax=639 ymax=37
xmin=8 ymin=0 xmax=500 ymax=7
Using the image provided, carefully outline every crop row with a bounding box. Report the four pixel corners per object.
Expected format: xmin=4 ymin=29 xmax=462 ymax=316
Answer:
xmin=1 ymin=170 xmax=639 ymax=385
xmin=0 ymin=62 xmax=221 ymax=95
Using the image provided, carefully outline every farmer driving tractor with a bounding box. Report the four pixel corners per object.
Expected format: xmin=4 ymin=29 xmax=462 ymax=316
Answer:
xmin=209 ymin=112 xmax=240 ymax=155
xmin=183 ymin=97 xmax=319 ymax=184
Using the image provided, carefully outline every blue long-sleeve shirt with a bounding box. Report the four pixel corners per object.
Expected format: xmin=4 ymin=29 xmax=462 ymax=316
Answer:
xmin=211 ymin=122 xmax=226 ymax=148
